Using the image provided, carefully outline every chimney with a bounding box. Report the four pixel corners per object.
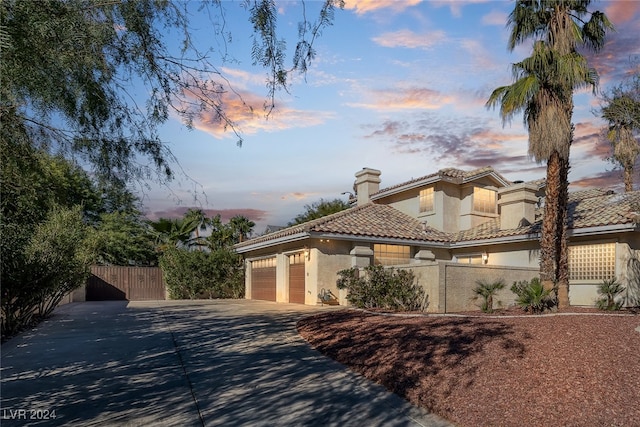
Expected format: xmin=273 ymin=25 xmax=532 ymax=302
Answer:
xmin=497 ymin=182 xmax=538 ymax=229
xmin=354 ymin=168 xmax=381 ymax=206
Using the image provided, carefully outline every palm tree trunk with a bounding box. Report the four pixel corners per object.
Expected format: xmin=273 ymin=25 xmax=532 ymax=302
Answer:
xmin=540 ymin=151 xmax=561 ymax=297
xmin=556 ymin=157 xmax=570 ymax=308
xmin=624 ymin=167 xmax=634 ymax=192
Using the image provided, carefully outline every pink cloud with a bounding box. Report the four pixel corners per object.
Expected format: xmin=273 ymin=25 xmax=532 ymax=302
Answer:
xmin=180 ymin=84 xmax=334 ymax=139
xmin=344 ymin=0 xmax=422 ymax=15
xmin=348 ymin=87 xmax=454 ymax=111
xmin=605 ymin=1 xmax=640 ymax=25
xmin=571 ymin=170 xmax=625 ymax=191
xmin=372 ymin=29 xmax=446 ymax=49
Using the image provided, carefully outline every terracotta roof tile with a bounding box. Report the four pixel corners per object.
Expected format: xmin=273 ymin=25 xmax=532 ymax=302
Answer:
xmin=371 ymin=166 xmax=511 ymax=197
xmin=235 ymin=203 xmax=432 ymax=249
xmin=236 ymin=189 xmax=640 ymax=250
xmin=310 ymin=203 xmax=429 ymax=240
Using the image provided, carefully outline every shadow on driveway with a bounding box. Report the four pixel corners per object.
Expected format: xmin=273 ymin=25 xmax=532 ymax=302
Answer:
xmin=1 ymin=300 xmax=451 ymax=427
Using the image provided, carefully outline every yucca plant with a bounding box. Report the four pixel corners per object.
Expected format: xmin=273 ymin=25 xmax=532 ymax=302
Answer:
xmin=473 ymin=279 xmax=505 ymax=313
xmin=596 ymin=279 xmax=626 ymax=311
xmin=511 ymin=277 xmax=555 ymax=314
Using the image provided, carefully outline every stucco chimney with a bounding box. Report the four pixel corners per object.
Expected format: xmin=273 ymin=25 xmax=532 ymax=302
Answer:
xmin=497 ymin=182 xmax=538 ymax=230
xmin=354 ymin=168 xmax=381 ymax=206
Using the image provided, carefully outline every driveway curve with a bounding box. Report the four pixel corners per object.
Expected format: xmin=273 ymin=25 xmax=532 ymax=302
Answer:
xmin=1 ymin=300 xmax=451 ymax=427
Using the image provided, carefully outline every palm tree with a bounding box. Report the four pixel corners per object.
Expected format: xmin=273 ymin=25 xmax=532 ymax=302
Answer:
xmin=600 ymin=78 xmax=640 ymax=192
xmin=488 ymin=0 xmax=612 ymax=308
xmin=229 ymin=215 xmax=255 ymax=243
xmin=184 ymin=208 xmax=211 ymax=250
xmin=149 ymin=215 xmax=202 ymax=252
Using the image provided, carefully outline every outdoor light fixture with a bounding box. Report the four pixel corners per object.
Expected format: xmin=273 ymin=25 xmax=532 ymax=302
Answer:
xmin=482 ymin=252 xmax=489 ymax=263
xmin=304 ymin=248 xmax=310 ymax=260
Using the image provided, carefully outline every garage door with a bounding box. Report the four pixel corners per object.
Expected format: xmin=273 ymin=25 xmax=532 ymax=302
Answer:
xmin=251 ymin=258 xmax=276 ymax=301
xmin=289 ymin=253 xmax=305 ymax=304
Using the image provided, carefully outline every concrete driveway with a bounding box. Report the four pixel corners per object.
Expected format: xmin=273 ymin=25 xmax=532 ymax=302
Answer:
xmin=1 ymin=300 xmax=452 ymax=426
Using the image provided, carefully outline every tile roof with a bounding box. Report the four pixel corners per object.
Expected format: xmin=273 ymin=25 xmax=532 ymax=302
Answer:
xmin=455 ymin=189 xmax=640 ymax=242
xmin=371 ymin=166 xmax=511 ymax=198
xmin=236 ymin=188 xmax=640 ymax=251
xmin=235 ymin=203 xmax=433 ymax=249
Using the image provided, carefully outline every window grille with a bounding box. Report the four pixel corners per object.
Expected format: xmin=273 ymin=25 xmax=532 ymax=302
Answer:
xmin=419 ymin=187 xmax=434 ymax=213
xmin=289 ymin=253 xmax=304 ymax=265
xmin=569 ymin=243 xmax=616 ymax=281
xmin=473 ymin=187 xmax=496 ymax=214
xmin=374 ymin=244 xmax=410 ymax=265
xmin=252 ymin=257 xmax=276 ymax=269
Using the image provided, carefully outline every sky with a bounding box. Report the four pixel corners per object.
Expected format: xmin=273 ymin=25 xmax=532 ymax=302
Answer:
xmin=142 ymin=0 xmax=640 ymax=235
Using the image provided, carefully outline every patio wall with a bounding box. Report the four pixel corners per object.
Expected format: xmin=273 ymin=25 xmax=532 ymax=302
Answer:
xmin=396 ymin=263 xmax=538 ymax=313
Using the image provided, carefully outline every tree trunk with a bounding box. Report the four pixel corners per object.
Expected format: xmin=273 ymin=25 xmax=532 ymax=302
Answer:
xmin=540 ymin=151 xmax=562 ymax=298
xmin=624 ymin=167 xmax=633 ymax=192
xmin=556 ymin=157 xmax=570 ymax=308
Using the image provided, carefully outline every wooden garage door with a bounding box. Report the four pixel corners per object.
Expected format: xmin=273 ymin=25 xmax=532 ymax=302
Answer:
xmin=289 ymin=253 xmax=305 ymax=304
xmin=251 ymin=258 xmax=276 ymax=301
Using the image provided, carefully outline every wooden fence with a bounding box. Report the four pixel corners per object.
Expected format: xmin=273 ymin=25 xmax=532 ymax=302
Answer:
xmin=87 ymin=266 xmax=166 ymax=301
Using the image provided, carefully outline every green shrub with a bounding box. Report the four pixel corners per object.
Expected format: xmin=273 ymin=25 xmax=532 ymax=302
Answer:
xmin=1 ymin=206 xmax=95 ymax=339
xmin=511 ymin=277 xmax=555 ymax=314
xmin=336 ymin=265 xmax=428 ymax=312
xmin=595 ymin=279 xmax=625 ymax=311
xmin=473 ymin=279 xmax=505 ymax=313
xmin=160 ymin=247 xmax=244 ymax=299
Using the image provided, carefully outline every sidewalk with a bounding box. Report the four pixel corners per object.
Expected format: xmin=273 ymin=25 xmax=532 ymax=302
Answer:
xmin=1 ymin=300 xmax=453 ymax=426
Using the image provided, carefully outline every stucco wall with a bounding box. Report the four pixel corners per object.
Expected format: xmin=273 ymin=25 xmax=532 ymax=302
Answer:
xmin=441 ymin=263 xmax=538 ymax=312
xmin=399 ymin=263 xmax=442 ymax=313
xmin=312 ymin=240 xmax=352 ymax=305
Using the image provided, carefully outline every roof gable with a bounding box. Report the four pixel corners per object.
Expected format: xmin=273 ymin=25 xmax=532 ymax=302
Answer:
xmin=371 ymin=166 xmax=511 ymax=200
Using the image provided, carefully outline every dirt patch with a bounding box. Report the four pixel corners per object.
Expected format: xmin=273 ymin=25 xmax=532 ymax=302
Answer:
xmin=297 ymin=309 xmax=640 ymax=427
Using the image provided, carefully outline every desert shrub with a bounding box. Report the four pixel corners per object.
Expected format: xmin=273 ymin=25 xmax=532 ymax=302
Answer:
xmin=511 ymin=277 xmax=555 ymax=314
xmin=1 ymin=206 xmax=94 ymax=339
xmin=160 ymin=247 xmax=244 ymax=299
xmin=595 ymin=279 xmax=625 ymax=311
xmin=473 ymin=279 xmax=505 ymax=313
xmin=336 ymin=265 xmax=428 ymax=312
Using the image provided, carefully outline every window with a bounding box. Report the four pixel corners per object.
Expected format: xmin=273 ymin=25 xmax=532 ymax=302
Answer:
xmin=569 ymin=243 xmax=616 ymax=281
xmin=457 ymin=255 xmax=483 ymax=264
xmin=289 ymin=253 xmax=304 ymax=265
xmin=419 ymin=187 xmax=434 ymax=213
xmin=374 ymin=244 xmax=410 ymax=265
xmin=252 ymin=257 xmax=276 ymax=269
xmin=473 ymin=187 xmax=496 ymax=214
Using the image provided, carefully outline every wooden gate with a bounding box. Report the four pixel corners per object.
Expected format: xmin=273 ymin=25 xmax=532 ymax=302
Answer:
xmin=288 ymin=253 xmax=305 ymax=304
xmin=87 ymin=266 xmax=166 ymax=301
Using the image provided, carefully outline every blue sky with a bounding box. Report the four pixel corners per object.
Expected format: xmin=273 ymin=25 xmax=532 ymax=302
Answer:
xmin=143 ymin=0 xmax=640 ymax=234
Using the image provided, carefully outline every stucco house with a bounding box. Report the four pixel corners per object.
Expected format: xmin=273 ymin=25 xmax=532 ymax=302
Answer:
xmin=235 ymin=166 xmax=640 ymax=312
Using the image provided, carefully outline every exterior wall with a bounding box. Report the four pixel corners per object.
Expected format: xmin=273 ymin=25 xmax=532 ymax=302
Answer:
xmin=452 ymin=242 xmax=540 ymax=268
xmin=440 ymin=182 xmax=461 ymax=233
xmin=398 ymin=263 xmax=442 ymax=313
xmin=276 ymin=253 xmax=288 ymax=302
xmin=57 ymin=284 xmax=87 ymax=307
xmin=440 ymin=263 xmax=538 ymax=312
xmin=312 ymin=240 xmax=352 ymax=305
xmin=381 ymin=190 xmax=419 ymax=218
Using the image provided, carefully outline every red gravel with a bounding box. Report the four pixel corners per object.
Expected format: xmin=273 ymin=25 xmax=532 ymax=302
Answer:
xmin=297 ymin=309 xmax=640 ymax=427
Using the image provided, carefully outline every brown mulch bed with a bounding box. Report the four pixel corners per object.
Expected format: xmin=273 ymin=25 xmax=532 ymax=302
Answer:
xmin=297 ymin=309 xmax=640 ymax=427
